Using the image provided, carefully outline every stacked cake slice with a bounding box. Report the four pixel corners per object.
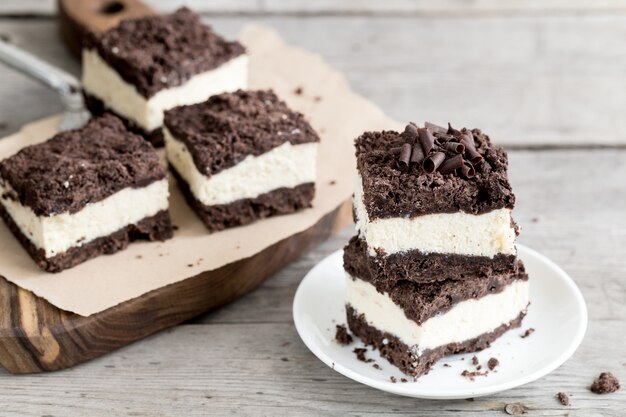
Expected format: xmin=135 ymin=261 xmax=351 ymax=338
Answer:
xmin=344 ymin=122 xmax=529 ymax=377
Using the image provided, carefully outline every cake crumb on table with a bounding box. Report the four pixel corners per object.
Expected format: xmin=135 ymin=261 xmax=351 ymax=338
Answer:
xmin=556 ymin=392 xmax=570 ymax=406
xmin=590 ymin=372 xmax=620 ymax=394
xmin=504 ymin=403 xmax=528 ymax=415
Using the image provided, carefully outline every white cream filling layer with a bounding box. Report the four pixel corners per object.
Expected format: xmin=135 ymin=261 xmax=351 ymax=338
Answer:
xmin=82 ymin=50 xmax=248 ymax=132
xmin=165 ymin=128 xmax=318 ymax=206
xmin=346 ymin=274 xmax=529 ymax=354
xmin=0 ymin=179 xmax=169 ymax=258
xmin=353 ymin=175 xmax=517 ymax=258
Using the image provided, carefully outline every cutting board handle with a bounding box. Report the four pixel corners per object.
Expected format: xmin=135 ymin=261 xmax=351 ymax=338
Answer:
xmin=58 ymin=0 xmax=156 ymax=58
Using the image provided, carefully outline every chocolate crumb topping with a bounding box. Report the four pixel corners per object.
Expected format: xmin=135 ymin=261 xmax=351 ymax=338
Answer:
xmin=84 ymin=8 xmax=245 ymax=98
xmin=590 ymin=372 xmax=620 ymax=394
xmin=556 ymin=392 xmax=570 ymax=406
xmin=356 ymin=122 xmax=514 ymax=218
xmin=335 ymin=325 xmax=353 ymax=345
xmin=0 ymin=115 xmax=165 ymax=216
xmin=164 ymin=90 xmax=319 ymax=177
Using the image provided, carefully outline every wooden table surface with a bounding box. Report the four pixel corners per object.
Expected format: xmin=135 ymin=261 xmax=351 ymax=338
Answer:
xmin=0 ymin=1 xmax=624 ymax=416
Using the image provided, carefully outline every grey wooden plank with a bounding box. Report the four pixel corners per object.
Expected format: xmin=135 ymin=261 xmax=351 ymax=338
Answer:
xmin=3 ymin=17 xmax=626 ymax=146
xmin=0 ymin=320 xmax=621 ymax=416
xmin=5 ymin=0 xmax=626 ymax=16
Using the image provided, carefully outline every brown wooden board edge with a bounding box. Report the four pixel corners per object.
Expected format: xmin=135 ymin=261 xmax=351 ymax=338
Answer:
xmin=0 ymin=199 xmax=352 ymax=374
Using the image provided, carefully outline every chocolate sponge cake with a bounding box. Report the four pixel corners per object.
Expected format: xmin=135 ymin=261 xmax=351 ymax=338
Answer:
xmin=82 ymin=7 xmax=247 ymax=146
xmin=0 ymin=115 xmax=173 ymax=272
xmin=344 ymin=122 xmax=529 ymax=378
xmin=164 ymin=90 xmax=319 ymax=232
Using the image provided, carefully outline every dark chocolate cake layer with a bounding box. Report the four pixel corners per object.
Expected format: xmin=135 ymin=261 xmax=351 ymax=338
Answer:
xmin=355 ymin=124 xmax=515 ymax=218
xmin=171 ymin=166 xmax=315 ymax=232
xmin=347 ymin=306 xmax=525 ymax=377
xmin=84 ymin=7 xmax=245 ymax=98
xmin=343 ymin=235 xmax=518 ymax=285
xmin=84 ymin=94 xmax=164 ymax=147
xmin=345 ymin=260 xmax=528 ymax=325
xmin=0 ymin=206 xmax=172 ymax=273
xmin=0 ymin=115 xmax=165 ymax=216
xmin=164 ymin=90 xmax=320 ymax=177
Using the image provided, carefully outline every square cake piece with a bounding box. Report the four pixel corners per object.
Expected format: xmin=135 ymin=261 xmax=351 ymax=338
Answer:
xmin=82 ymin=7 xmax=247 ymax=146
xmin=0 ymin=115 xmax=173 ymax=272
xmin=353 ymin=123 xmax=519 ymax=284
xmin=164 ymin=90 xmax=319 ymax=232
xmin=344 ymin=122 xmax=529 ymax=378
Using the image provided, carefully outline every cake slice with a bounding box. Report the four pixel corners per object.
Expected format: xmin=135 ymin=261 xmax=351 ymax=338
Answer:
xmin=0 ymin=115 xmax=173 ymax=272
xmin=353 ymin=123 xmax=518 ymax=284
xmin=164 ymin=90 xmax=319 ymax=232
xmin=344 ymin=238 xmax=529 ymax=377
xmin=82 ymin=7 xmax=247 ymax=146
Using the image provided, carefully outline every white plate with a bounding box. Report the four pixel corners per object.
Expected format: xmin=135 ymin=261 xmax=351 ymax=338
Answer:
xmin=293 ymin=244 xmax=587 ymax=399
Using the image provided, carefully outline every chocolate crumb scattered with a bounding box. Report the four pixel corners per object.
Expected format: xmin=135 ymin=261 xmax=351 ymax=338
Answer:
xmin=401 ymin=378 xmax=408 ymax=383
xmin=521 ymin=328 xmax=535 ymax=338
xmin=531 ymin=217 xmax=539 ymax=223
xmin=187 ymin=264 xmax=194 ymax=267
xmin=461 ymin=369 xmax=488 ymax=381
xmin=472 ymin=356 xmax=479 ymax=366
xmin=488 ymin=357 xmax=500 ymax=371
xmin=504 ymin=403 xmax=528 ymax=415
xmin=590 ymin=372 xmax=620 ymax=394
xmin=373 ymin=363 xmax=381 ymax=370
xmin=135 ymin=255 xmax=143 ymax=260
xmin=390 ymin=376 xmax=397 ymax=383
xmin=314 ymin=96 xmax=322 ymax=102
xmin=556 ymin=392 xmax=570 ymax=406
xmin=353 ymin=348 xmax=373 ymax=363
xmin=476 ymin=365 xmax=482 ymax=371
xmin=294 ymin=87 xmax=303 ymax=95
xmin=329 ymin=180 xmax=336 ymax=185
xmin=281 ymin=357 xmax=289 ymax=362
xmin=172 ymin=225 xmax=179 ymax=231
xmin=334 ymin=325 xmax=353 ymax=345
xmin=443 ymin=364 xmax=451 ymax=368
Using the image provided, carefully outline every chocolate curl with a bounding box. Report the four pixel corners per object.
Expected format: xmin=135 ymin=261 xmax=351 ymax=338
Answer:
xmin=447 ymin=122 xmax=462 ymax=136
xmin=390 ymin=146 xmax=402 ymax=156
xmin=445 ymin=141 xmax=465 ymax=154
xmin=397 ymin=143 xmax=412 ymax=171
xmin=423 ymin=151 xmax=446 ymax=173
xmin=418 ymin=128 xmax=435 ymax=155
xmin=410 ymin=144 xmax=425 ymax=168
xmin=403 ymin=123 xmax=418 ymax=140
xmin=424 ymin=121 xmax=447 ymax=134
xmin=459 ymin=162 xmax=476 ymax=179
xmin=439 ymin=154 xmax=464 ymax=174
xmin=460 ymin=133 xmax=483 ymax=164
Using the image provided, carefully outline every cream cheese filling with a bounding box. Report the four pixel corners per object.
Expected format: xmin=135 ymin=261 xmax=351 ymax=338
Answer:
xmin=0 ymin=179 xmax=169 ymax=258
xmin=346 ymin=274 xmax=529 ymax=354
xmin=82 ymin=50 xmax=248 ymax=132
xmin=353 ymin=175 xmax=517 ymax=258
xmin=164 ymin=128 xmax=317 ymax=206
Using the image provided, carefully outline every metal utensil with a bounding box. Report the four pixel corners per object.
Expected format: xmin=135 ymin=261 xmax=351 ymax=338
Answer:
xmin=0 ymin=40 xmax=90 ymax=131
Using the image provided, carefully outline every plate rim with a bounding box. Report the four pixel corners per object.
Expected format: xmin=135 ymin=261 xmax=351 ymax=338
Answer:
xmin=292 ymin=244 xmax=588 ymax=399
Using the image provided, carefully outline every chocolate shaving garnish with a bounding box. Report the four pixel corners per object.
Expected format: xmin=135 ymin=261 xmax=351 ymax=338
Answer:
xmin=459 ymin=162 xmax=476 ymax=179
xmin=397 ymin=143 xmax=412 ymax=172
xmin=418 ymin=128 xmax=435 ymax=155
xmin=445 ymin=141 xmax=465 ymax=154
xmin=410 ymin=144 xmax=425 ymax=167
xmin=447 ymin=122 xmax=462 ymax=136
xmin=460 ymin=133 xmax=483 ymax=164
xmin=439 ymin=154 xmax=463 ymax=174
xmin=423 ymin=151 xmax=445 ymax=173
xmin=424 ymin=121 xmax=446 ymax=134
xmin=403 ymin=123 xmax=418 ymax=140
xmin=390 ymin=146 xmax=402 ymax=156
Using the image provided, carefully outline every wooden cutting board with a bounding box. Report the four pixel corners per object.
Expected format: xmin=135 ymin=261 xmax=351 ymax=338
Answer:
xmin=0 ymin=0 xmax=357 ymax=374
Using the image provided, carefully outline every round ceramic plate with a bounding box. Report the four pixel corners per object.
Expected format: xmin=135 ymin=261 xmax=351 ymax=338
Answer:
xmin=293 ymin=244 xmax=587 ymax=399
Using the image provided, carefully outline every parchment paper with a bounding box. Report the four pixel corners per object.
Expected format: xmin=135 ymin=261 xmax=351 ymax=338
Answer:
xmin=0 ymin=25 xmax=400 ymax=316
